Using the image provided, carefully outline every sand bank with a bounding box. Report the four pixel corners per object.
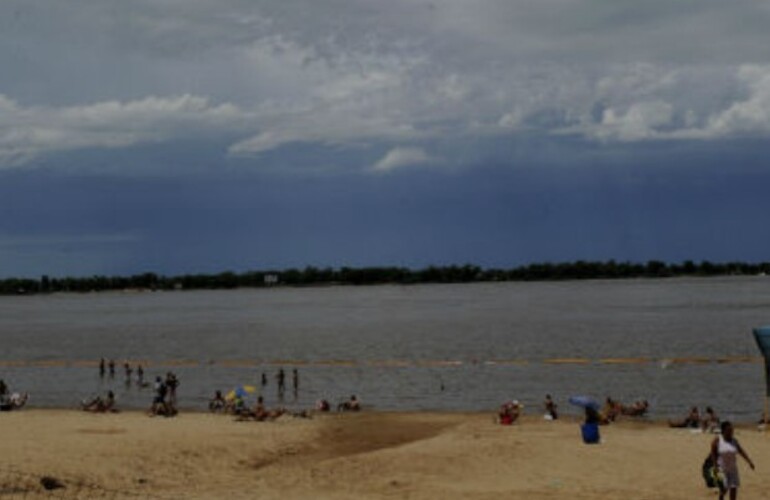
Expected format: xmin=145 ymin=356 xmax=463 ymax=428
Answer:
xmin=1 ymin=410 xmax=769 ymax=499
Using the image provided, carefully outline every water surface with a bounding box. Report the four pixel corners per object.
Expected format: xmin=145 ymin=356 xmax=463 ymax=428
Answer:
xmin=1 ymin=277 xmax=768 ymax=420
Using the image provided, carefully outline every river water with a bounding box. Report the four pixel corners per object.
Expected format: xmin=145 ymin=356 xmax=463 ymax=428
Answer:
xmin=1 ymin=277 xmax=769 ymax=420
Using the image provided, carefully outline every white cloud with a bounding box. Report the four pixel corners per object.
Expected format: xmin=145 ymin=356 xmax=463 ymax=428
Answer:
xmin=3 ymin=2 xmax=770 ymax=169
xmin=371 ymin=147 xmax=434 ymax=173
xmin=699 ymin=65 xmax=770 ymax=138
xmin=563 ymin=64 xmax=770 ymax=142
xmin=0 ymin=94 xmax=251 ymax=166
xmin=586 ymin=101 xmax=675 ymax=142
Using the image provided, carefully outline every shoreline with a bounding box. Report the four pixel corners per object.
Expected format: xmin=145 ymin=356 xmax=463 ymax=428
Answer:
xmin=3 ymin=409 xmax=769 ymax=499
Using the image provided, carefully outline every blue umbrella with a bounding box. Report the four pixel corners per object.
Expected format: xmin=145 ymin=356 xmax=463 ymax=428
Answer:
xmin=569 ymin=395 xmax=600 ymax=411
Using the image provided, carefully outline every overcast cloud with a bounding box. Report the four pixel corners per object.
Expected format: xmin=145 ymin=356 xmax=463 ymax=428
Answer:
xmin=2 ymin=1 xmax=770 ymax=276
xmin=2 ymin=0 xmax=770 ymax=171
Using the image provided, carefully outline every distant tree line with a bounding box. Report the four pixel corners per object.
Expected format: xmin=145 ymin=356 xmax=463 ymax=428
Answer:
xmin=0 ymin=260 xmax=769 ymax=295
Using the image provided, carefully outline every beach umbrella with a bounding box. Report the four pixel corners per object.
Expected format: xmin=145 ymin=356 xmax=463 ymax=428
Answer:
xmin=752 ymin=326 xmax=770 ymax=423
xmin=568 ymin=395 xmax=600 ymax=411
xmin=226 ymin=385 xmax=257 ymax=400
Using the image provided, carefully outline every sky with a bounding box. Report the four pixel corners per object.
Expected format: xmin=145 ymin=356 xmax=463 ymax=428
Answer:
xmin=1 ymin=0 xmax=770 ymax=278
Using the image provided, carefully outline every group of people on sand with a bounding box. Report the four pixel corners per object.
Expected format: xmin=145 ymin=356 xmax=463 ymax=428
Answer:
xmin=208 ymin=390 xmax=285 ymax=420
xmin=498 ymin=396 xmax=553 ymax=425
xmin=148 ymin=372 xmax=180 ymax=417
xmin=497 ymin=394 xmax=649 ymax=426
xmin=599 ymin=397 xmax=649 ymax=423
xmin=81 ymin=390 xmax=117 ymax=413
xmin=669 ymin=405 xmax=721 ymax=432
xmin=0 ymin=379 xmax=28 ymax=412
xmin=208 ymin=390 xmax=361 ymax=421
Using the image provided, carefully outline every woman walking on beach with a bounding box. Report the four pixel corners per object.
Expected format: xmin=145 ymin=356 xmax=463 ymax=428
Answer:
xmin=711 ymin=421 xmax=755 ymax=500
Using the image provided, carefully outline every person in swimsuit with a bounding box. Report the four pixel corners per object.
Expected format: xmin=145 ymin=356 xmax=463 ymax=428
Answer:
xmin=711 ymin=421 xmax=755 ymax=500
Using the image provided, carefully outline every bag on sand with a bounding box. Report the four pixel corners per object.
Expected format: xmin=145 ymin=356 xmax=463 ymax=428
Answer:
xmin=701 ymin=455 xmax=725 ymax=492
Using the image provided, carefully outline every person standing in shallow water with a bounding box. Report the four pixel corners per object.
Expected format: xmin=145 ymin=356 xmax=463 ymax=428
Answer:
xmin=711 ymin=421 xmax=755 ymax=500
xmin=165 ymin=372 xmax=179 ymax=407
xmin=292 ymin=369 xmax=299 ymax=394
xmin=99 ymin=358 xmax=105 ymax=378
xmin=136 ymin=364 xmax=144 ymax=386
xmin=276 ymin=368 xmax=285 ymax=395
xmin=261 ymin=372 xmax=267 ymax=387
xmin=108 ymin=359 xmax=115 ymax=378
xmin=124 ymin=362 xmax=132 ymax=385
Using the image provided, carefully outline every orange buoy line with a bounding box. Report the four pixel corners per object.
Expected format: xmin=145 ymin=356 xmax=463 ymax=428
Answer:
xmin=543 ymin=358 xmax=592 ymax=365
xmin=714 ymin=356 xmax=761 ymax=364
xmin=483 ymin=360 xmax=530 ymax=365
xmin=668 ymin=357 xmax=713 ymax=364
xmin=0 ymin=356 xmax=763 ymax=369
xmin=598 ymin=358 xmax=651 ymax=364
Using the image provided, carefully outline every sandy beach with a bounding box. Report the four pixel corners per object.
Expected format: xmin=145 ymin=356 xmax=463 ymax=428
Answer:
xmin=1 ymin=410 xmax=769 ymax=499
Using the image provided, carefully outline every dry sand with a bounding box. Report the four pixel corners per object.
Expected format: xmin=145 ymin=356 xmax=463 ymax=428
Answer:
xmin=1 ymin=410 xmax=769 ymax=499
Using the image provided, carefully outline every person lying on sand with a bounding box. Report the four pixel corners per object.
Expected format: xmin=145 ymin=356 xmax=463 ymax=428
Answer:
xmin=337 ymin=395 xmax=361 ymax=412
xmin=82 ymin=391 xmax=116 ymax=413
xmin=668 ymin=406 xmax=701 ymax=428
xmin=621 ymin=400 xmax=649 ymax=417
xmin=236 ymin=396 xmax=287 ymax=421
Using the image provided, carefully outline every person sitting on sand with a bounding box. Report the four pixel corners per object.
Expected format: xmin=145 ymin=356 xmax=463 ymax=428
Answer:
xmin=600 ymin=397 xmax=622 ymax=423
xmin=316 ymin=399 xmax=331 ymax=412
xmin=621 ymin=400 xmax=649 ymax=417
xmin=82 ymin=391 xmax=116 ymax=413
xmin=208 ymin=390 xmax=226 ymax=413
xmin=1 ymin=392 xmax=28 ymax=411
xmin=251 ymin=396 xmax=269 ymax=421
xmin=498 ymin=400 xmax=522 ymax=425
xmin=338 ymin=395 xmax=361 ymax=412
xmin=544 ymin=394 xmax=558 ymax=420
xmin=702 ymin=406 xmax=720 ymax=433
xmin=668 ymin=406 xmax=701 ymax=428
xmin=231 ymin=394 xmax=248 ymax=415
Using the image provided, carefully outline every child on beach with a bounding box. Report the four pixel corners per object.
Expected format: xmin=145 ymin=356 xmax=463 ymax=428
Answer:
xmin=544 ymin=394 xmax=558 ymax=420
xmin=208 ymin=390 xmax=226 ymax=412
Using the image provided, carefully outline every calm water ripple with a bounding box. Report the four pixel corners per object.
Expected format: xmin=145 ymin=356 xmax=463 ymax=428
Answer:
xmin=1 ymin=277 xmax=769 ymax=421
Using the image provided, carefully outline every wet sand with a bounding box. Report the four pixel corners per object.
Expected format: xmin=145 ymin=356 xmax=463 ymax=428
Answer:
xmin=1 ymin=410 xmax=769 ymax=499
